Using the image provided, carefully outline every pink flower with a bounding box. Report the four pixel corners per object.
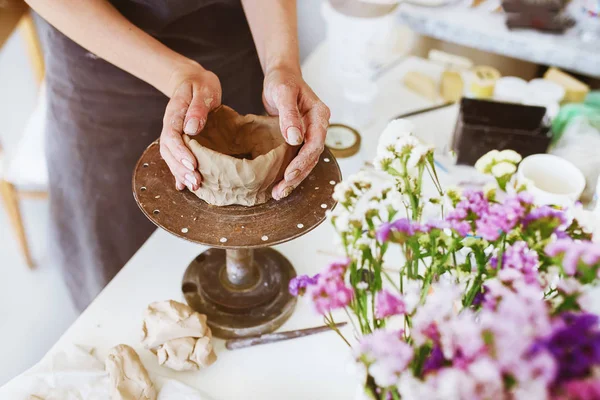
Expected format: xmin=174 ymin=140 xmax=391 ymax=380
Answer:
xmin=490 ymin=241 xmax=539 ymax=285
xmin=307 ymin=258 xmax=353 ymax=315
xmin=355 ymin=330 xmax=414 ymax=387
xmin=545 ymin=239 xmax=600 ymax=277
xmin=376 ymin=218 xmax=421 ymax=243
xmin=558 ymin=378 xmax=600 ymax=400
xmin=375 ymin=290 xmax=406 ymax=319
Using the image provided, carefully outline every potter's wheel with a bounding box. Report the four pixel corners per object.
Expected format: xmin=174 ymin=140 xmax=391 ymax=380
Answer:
xmin=133 ymin=140 xmax=342 ymax=338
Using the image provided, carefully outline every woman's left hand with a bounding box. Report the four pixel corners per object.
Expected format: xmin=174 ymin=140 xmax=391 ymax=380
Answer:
xmin=263 ymin=65 xmax=331 ymax=200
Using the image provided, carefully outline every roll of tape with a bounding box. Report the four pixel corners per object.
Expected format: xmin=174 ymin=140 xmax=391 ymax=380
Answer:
xmin=470 ymin=66 xmax=501 ymax=98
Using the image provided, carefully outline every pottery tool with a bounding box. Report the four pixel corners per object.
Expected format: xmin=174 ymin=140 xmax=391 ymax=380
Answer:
xmin=225 ymin=322 xmax=348 ymax=350
xmin=470 ymin=66 xmax=501 ymax=99
xmin=133 ymin=142 xmax=342 ymax=339
xmin=391 ymin=102 xmax=454 ymax=120
xmin=325 ymin=124 xmax=362 ymax=158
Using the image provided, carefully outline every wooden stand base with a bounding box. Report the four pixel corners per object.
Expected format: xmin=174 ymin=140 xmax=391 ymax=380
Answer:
xmin=182 ymin=248 xmax=297 ymax=339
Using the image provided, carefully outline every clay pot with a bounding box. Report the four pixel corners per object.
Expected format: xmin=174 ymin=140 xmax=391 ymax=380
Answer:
xmin=183 ymin=106 xmax=298 ymax=206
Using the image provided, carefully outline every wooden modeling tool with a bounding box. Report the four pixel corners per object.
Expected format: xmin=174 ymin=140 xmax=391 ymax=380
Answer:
xmin=225 ymin=322 xmax=348 ymax=350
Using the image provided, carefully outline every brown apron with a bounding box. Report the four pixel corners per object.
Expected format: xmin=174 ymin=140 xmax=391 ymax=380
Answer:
xmin=38 ymin=0 xmax=264 ymax=310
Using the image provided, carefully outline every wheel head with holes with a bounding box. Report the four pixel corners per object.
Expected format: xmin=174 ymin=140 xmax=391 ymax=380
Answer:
xmin=133 ymin=140 xmax=342 ymax=338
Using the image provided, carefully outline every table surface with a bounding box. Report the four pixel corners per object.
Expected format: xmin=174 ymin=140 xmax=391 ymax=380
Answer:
xmin=399 ymin=1 xmax=600 ymax=78
xmin=0 ymin=46 xmax=460 ymax=399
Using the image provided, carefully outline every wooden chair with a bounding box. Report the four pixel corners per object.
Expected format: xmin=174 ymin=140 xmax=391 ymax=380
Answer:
xmin=0 ymin=0 xmax=46 ymax=268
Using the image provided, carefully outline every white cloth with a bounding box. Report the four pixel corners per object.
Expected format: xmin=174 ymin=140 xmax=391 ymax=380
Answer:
xmin=0 ymin=344 xmax=213 ymax=400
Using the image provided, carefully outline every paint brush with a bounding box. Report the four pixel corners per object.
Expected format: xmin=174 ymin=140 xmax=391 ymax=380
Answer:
xmin=225 ymin=322 xmax=347 ymax=350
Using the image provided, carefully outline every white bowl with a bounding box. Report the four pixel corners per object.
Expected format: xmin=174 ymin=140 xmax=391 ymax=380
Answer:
xmin=517 ymin=154 xmax=586 ymax=207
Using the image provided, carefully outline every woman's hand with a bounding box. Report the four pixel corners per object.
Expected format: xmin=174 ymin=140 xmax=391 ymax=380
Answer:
xmin=160 ymin=62 xmax=222 ymax=191
xmin=263 ymin=66 xmax=331 ymax=200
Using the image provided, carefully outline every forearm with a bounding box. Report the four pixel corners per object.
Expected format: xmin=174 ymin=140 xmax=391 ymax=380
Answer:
xmin=241 ymin=0 xmax=300 ymax=73
xmin=26 ymin=0 xmax=198 ymax=96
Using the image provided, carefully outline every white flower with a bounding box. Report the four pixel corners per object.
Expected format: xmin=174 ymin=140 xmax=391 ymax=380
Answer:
xmin=557 ymin=277 xmax=583 ymax=295
xmin=383 ymin=190 xmax=405 ymax=209
xmin=498 ymin=149 xmax=522 ymax=163
xmin=374 ymin=150 xmax=395 ymax=171
xmin=356 ymin=282 xmax=369 ymax=290
xmin=398 ymin=372 xmax=436 ymax=400
xmin=407 ymin=144 xmax=433 ymax=169
xmin=474 ymin=150 xmax=500 ymax=173
xmin=377 ymin=119 xmax=415 ymax=156
xmin=355 ymin=236 xmax=372 ymax=250
xmin=491 ymin=161 xmax=517 ymax=178
xmin=333 ymin=182 xmax=353 ymax=202
xmin=393 ymin=135 xmax=420 ymax=154
xmin=333 ymin=211 xmax=350 ymax=233
xmin=402 ymin=279 xmax=424 ymax=315
xmin=349 ymin=170 xmax=372 ymax=186
xmin=483 ymin=182 xmax=497 ymax=198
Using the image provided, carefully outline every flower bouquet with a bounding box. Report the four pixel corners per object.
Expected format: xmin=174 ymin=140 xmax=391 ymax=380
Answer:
xmin=290 ymin=120 xmax=600 ymax=400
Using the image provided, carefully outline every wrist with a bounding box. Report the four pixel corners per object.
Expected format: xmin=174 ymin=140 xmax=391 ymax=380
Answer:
xmin=264 ymin=52 xmax=300 ymax=75
xmin=265 ymin=58 xmax=301 ymax=76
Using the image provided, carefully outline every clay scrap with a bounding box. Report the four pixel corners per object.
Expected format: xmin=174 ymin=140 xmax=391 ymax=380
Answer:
xmin=106 ymin=344 xmax=157 ymax=400
xmin=183 ymin=105 xmax=298 ymax=206
xmin=141 ymin=300 xmax=217 ymax=372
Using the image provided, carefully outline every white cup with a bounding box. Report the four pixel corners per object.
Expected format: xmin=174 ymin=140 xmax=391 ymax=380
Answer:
xmin=517 ymin=154 xmax=586 ymax=207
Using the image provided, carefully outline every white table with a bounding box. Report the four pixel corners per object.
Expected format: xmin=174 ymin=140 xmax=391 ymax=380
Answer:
xmin=398 ymin=1 xmax=600 ymax=78
xmin=0 ymin=46 xmax=459 ymax=399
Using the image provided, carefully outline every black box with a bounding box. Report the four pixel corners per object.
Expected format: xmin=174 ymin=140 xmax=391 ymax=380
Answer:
xmin=452 ymin=98 xmax=551 ymax=166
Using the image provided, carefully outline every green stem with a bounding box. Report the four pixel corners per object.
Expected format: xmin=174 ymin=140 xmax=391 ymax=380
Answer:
xmin=325 ymin=314 xmax=352 ymax=348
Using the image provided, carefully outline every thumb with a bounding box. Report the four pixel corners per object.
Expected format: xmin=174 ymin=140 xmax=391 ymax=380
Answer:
xmin=183 ymin=86 xmax=221 ymax=136
xmin=273 ymin=85 xmax=304 ymax=146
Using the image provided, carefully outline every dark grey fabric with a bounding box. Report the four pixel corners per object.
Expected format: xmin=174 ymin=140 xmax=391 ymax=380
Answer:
xmin=38 ymin=0 xmax=264 ymax=311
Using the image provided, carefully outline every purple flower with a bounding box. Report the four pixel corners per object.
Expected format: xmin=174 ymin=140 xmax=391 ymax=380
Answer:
xmin=375 ymin=290 xmax=406 ymax=319
xmin=355 ymin=330 xmax=414 ymax=387
xmin=446 ymin=192 xmax=528 ymax=240
xmin=545 ymin=239 xmax=600 ymax=277
xmin=376 ymin=222 xmax=394 ymax=242
xmin=475 ymin=195 xmax=526 ymax=241
xmin=450 ymin=220 xmax=472 ymax=237
xmin=376 ymin=218 xmax=420 ymax=243
xmin=447 ymin=190 xmax=489 ymax=222
xmin=422 ymin=343 xmax=445 ymax=375
xmin=289 ymin=274 xmax=319 ymax=296
xmin=422 ymin=219 xmax=450 ymax=233
xmin=490 ymin=241 xmax=539 ymax=285
xmin=537 ymin=313 xmax=600 ymax=384
xmin=523 ymin=206 xmax=567 ymax=231
xmin=471 ymin=285 xmax=488 ymax=307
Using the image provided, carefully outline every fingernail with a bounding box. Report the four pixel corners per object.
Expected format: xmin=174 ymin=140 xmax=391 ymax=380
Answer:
xmin=184 ymin=118 xmax=200 ymax=135
xmin=185 ymin=180 xmax=196 ymax=191
xmin=285 ymin=169 xmax=300 ymax=182
xmin=286 ymin=127 xmax=303 ymax=146
xmin=185 ymin=174 xmax=198 ymax=186
xmin=182 ymin=159 xmax=195 ymax=171
xmin=176 ymin=181 xmax=185 ymax=191
xmin=281 ymin=186 xmax=294 ymax=199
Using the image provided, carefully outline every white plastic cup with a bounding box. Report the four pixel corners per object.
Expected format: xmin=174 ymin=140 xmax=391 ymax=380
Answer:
xmin=321 ymin=1 xmax=397 ymax=81
xmin=517 ymin=154 xmax=586 ymax=207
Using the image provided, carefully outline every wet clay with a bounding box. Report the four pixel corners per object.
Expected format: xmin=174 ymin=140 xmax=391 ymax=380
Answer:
xmin=183 ymin=106 xmax=298 ymax=206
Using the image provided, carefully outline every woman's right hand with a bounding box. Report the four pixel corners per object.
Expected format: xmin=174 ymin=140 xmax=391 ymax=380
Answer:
xmin=160 ymin=62 xmax=222 ymax=191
